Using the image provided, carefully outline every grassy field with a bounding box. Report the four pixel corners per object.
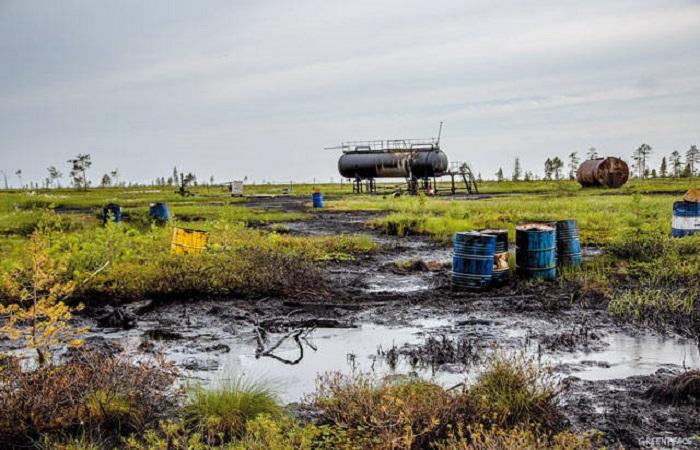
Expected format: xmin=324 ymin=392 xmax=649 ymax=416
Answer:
xmin=1 ymin=179 xmax=699 ymax=448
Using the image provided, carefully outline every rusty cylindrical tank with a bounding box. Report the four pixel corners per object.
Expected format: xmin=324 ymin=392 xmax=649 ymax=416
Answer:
xmin=576 ymin=157 xmax=629 ymax=188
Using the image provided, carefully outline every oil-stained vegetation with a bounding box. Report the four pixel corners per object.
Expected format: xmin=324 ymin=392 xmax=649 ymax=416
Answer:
xmin=1 ymin=179 xmax=699 ymax=448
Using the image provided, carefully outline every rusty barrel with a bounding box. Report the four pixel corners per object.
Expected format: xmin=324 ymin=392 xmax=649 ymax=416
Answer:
xmin=556 ymin=220 xmax=581 ymax=268
xmin=481 ymin=229 xmax=509 ymax=286
xmin=576 ymin=157 xmax=629 ymax=188
xmin=452 ymin=231 xmax=496 ymax=290
xmin=516 ymin=224 xmax=556 ymax=280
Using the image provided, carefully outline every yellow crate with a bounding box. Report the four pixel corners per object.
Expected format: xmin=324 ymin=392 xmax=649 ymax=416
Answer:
xmin=171 ymin=227 xmax=209 ymax=255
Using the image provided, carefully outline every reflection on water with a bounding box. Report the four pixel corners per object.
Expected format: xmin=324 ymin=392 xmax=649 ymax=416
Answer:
xmin=97 ymin=315 xmax=699 ymax=403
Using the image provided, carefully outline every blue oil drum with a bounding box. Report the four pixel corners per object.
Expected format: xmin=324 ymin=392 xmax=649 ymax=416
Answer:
xmin=102 ymin=204 xmax=122 ymax=224
xmin=516 ymin=224 xmax=557 ymax=280
xmin=452 ymin=231 xmax=496 ymax=290
xmin=149 ymin=202 xmax=171 ymax=223
xmin=481 ymin=229 xmax=509 ymax=286
xmin=556 ymin=220 xmax=582 ymax=268
xmin=672 ymin=201 xmax=700 ymax=237
xmin=312 ymin=192 xmax=324 ymax=208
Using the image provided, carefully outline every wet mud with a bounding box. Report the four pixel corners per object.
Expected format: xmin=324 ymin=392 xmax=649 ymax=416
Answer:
xmin=29 ymin=197 xmax=700 ymax=448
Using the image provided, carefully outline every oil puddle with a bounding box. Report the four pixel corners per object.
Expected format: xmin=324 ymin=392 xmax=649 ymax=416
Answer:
xmin=91 ymin=314 xmax=699 ymax=403
xmin=550 ymin=333 xmax=700 ymax=380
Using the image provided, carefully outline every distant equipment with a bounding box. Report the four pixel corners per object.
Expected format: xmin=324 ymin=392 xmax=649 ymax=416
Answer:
xmin=231 ymin=180 xmax=244 ymax=197
xmin=328 ymin=123 xmax=478 ymax=195
xmin=337 ymin=139 xmax=449 ymax=180
xmin=576 ymin=157 xmax=629 ymax=188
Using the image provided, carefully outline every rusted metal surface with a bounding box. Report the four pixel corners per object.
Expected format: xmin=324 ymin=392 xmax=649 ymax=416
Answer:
xmin=683 ymin=188 xmax=700 ymax=203
xmin=576 ymin=157 xmax=629 ymax=188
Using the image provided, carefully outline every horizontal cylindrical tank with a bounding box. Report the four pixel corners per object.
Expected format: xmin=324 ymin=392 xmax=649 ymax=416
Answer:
xmin=338 ymin=149 xmax=448 ymax=179
xmin=576 ymin=157 xmax=629 ymax=188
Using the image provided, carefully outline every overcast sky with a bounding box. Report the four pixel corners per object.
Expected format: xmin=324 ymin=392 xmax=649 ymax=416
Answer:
xmin=1 ymin=0 xmax=699 ymax=185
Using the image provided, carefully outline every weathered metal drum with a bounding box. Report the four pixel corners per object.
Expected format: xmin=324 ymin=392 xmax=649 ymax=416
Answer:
xmin=672 ymin=201 xmax=700 ymax=237
xmin=312 ymin=192 xmax=324 ymax=208
xmin=576 ymin=157 xmax=629 ymax=188
xmin=149 ymin=202 xmax=171 ymax=223
xmin=481 ymin=229 xmax=509 ymax=286
xmin=452 ymin=231 xmax=496 ymax=290
xmin=556 ymin=220 xmax=582 ymax=268
xmin=516 ymin=224 xmax=557 ymax=280
xmin=102 ymin=203 xmax=122 ymax=224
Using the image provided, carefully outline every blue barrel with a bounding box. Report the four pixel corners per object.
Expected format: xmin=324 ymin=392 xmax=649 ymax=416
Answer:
xmin=556 ymin=220 xmax=582 ymax=268
xmin=312 ymin=192 xmax=324 ymax=208
xmin=672 ymin=201 xmax=700 ymax=237
xmin=149 ymin=202 xmax=171 ymax=223
xmin=452 ymin=231 xmax=496 ymax=290
xmin=102 ymin=204 xmax=122 ymax=224
xmin=516 ymin=224 xmax=557 ymax=280
xmin=481 ymin=229 xmax=509 ymax=286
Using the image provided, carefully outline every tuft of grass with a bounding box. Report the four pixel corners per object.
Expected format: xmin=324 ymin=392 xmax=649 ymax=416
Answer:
xmin=184 ymin=379 xmax=283 ymax=442
xmin=470 ymin=352 xmax=561 ymax=430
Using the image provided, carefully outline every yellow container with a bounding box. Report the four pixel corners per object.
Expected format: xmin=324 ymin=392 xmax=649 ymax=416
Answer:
xmin=171 ymin=227 xmax=209 ymax=255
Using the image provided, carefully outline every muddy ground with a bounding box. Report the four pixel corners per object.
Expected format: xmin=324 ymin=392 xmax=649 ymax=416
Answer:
xmin=68 ymin=197 xmax=700 ymax=449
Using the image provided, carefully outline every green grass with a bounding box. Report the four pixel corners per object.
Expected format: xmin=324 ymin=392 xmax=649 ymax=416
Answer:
xmin=184 ymin=380 xmax=283 ymax=441
xmin=330 ymin=191 xmax=673 ymax=244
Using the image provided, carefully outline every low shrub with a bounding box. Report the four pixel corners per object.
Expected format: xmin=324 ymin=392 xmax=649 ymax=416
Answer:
xmin=470 ymin=353 xmax=561 ymax=430
xmin=435 ymin=424 xmax=601 ymax=450
xmin=0 ymin=351 xmax=177 ymax=447
xmin=184 ymin=379 xmax=283 ymax=443
xmin=311 ymin=374 xmax=474 ymax=449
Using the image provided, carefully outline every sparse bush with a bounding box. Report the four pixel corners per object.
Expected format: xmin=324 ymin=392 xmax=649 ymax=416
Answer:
xmin=184 ymin=379 xmax=283 ymax=443
xmin=234 ymin=414 xmax=352 ymax=450
xmin=435 ymin=424 xmax=601 ymax=450
xmin=0 ymin=351 xmax=177 ymax=446
xmin=311 ymin=374 xmax=474 ymax=449
xmin=470 ymin=353 xmax=561 ymax=430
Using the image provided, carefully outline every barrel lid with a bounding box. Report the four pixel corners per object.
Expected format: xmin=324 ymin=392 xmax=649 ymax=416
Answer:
xmin=481 ymin=228 xmax=508 ymax=235
xmin=516 ymin=223 xmax=555 ymax=232
xmin=683 ymin=188 xmax=700 ymax=203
